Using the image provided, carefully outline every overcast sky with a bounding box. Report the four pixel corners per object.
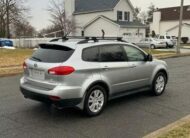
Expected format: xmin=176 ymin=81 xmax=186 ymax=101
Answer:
xmin=27 ymin=0 xmax=190 ymax=31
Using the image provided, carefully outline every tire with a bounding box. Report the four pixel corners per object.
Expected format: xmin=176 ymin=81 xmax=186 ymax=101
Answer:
xmin=151 ymin=44 xmax=156 ymax=49
xmin=84 ymin=85 xmax=107 ymax=117
xmin=151 ymin=72 xmax=167 ymax=96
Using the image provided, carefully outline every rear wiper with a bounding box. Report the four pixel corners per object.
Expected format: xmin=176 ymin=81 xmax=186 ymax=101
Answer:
xmin=31 ymin=57 xmax=42 ymax=62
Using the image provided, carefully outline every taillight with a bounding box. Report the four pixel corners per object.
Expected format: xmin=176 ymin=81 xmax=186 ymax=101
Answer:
xmin=48 ymin=66 xmax=75 ymax=75
xmin=49 ymin=96 xmax=61 ymax=101
xmin=23 ymin=62 xmax=27 ymax=69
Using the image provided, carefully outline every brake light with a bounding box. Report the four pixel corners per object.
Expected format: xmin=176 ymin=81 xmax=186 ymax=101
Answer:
xmin=23 ymin=62 xmax=27 ymax=69
xmin=49 ymin=96 xmax=61 ymax=101
xmin=48 ymin=66 xmax=75 ymax=75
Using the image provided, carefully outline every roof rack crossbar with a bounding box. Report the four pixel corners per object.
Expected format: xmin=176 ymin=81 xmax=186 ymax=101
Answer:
xmin=49 ymin=36 xmax=127 ymax=43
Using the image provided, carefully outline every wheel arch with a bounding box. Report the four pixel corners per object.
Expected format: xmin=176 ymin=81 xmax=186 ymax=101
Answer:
xmin=151 ymin=68 xmax=168 ymax=84
xmin=85 ymin=81 xmax=110 ymax=98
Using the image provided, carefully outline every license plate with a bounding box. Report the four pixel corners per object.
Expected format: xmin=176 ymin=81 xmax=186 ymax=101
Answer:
xmin=29 ymin=69 xmax=45 ymax=80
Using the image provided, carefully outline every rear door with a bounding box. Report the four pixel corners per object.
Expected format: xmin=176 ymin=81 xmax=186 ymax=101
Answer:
xmin=137 ymin=39 xmax=146 ymax=48
xmin=144 ymin=38 xmax=151 ymax=48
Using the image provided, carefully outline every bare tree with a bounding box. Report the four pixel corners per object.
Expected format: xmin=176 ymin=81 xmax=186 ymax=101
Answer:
xmin=147 ymin=3 xmax=156 ymax=21
xmin=133 ymin=7 xmax=141 ymax=22
xmin=0 ymin=0 xmax=30 ymax=38
xmin=48 ymin=0 xmax=75 ymax=37
xmin=14 ymin=20 xmax=36 ymax=37
xmin=0 ymin=1 xmax=6 ymax=37
xmin=139 ymin=11 xmax=148 ymax=24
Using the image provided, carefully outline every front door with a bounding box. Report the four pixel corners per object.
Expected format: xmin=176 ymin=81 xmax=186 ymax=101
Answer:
xmin=122 ymin=45 xmax=154 ymax=88
xmin=99 ymin=45 xmax=134 ymax=95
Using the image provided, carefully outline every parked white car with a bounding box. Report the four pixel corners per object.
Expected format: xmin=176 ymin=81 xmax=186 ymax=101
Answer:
xmin=157 ymin=35 xmax=175 ymax=48
xmin=136 ymin=38 xmax=167 ymax=49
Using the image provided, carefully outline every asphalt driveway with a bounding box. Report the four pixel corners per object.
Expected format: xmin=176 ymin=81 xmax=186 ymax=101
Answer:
xmin=0 ymin=56 xmax=190 ymax=138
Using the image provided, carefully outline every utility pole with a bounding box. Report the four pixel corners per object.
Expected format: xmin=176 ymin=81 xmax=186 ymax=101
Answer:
xmin=176 ymin=0 xmax=184 ymax=54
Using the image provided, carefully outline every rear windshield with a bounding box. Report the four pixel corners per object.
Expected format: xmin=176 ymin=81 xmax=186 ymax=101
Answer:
xmin=30 ymin=44 xmax=74 ymax=63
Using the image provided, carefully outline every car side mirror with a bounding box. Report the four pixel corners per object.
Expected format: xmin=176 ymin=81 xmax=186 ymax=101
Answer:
xmin=146 ymin=54 xmax=153 ymax=62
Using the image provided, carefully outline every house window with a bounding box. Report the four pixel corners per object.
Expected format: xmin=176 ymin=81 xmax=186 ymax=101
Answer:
xmin=123 ymin=33 xmax=132 ymax=36
xmin=124 ymin=12 xmax=130 ymax=21
xmin=81 ymin=31 xmax=84 ymax=36
xmin=136 ymin=33 xmax=143 ymax=36
xmin=187 ymin=6 xmax=190 ymax=11
xmin=117 ymin=11 xmax=123 ymax=21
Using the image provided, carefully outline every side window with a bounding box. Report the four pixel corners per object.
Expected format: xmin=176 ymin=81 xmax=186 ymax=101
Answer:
xmin=82 ymin=47 xmax=99 ymax=62
xmin=117 ymin=11 xmax=123 ymax=21
xmin=123 ymin=45 xmax=145 ymax=62
xmin=100 ymin=45 xmax=126 ymax=62
xmin=124 ymin=12 xmax=130 ymax=21
xmin=160 ymin=36 xmax=164 ymax=39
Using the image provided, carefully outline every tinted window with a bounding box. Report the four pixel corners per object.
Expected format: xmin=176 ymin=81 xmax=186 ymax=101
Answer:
xmin=123 ymin=45 xmax=145 ymax=62
xmin=166 ymin=36 xmax=171 ymax=39
xmin=82 ymin=47 xmax=99 ymax=62
xmin=30 ymin=44 xmax=74 ymax=63
xmin=160 ymin=36 xmax=164 ymax=39
xmin=100 ymin=45 xmax=126 ymax=62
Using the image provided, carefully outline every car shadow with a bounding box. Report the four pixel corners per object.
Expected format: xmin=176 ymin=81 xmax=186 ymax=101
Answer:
xmin=27 ymin=91 xmax=153 ymax=119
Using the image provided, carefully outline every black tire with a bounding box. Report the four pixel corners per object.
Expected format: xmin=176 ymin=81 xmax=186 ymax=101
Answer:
xmin=151 ymin=44 xmax=156 ymax=49
xmin=151 ymin=72 xmax=167 ymax=96
xmin=166 ymin=43 xmax=169 ymax=48
xmin=84 ymin=85 xmax=107 ymax=117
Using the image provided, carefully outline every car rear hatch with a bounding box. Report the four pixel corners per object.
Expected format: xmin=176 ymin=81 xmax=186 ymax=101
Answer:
xmin=23 ymin=43 xmax=75 ymax=90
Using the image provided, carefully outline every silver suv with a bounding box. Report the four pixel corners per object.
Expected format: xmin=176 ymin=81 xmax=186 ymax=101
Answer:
xmin=20 ymin=37 xmax=169 ymax=116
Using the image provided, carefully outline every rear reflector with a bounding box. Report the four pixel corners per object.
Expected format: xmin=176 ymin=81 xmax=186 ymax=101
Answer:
xmin=23 ymin=62 xmax=27 ymax=69
xmin=48 ymin=66 xmax=75 ymax=75
xmin=49 ymin=96 xmax=61 ymax=101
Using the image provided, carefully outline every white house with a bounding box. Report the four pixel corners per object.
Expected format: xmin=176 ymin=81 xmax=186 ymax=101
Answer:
xmin=150 ymin=5 xmax=190 ymax=37
xmin=64 ymin=0 xmax=146 ymax=42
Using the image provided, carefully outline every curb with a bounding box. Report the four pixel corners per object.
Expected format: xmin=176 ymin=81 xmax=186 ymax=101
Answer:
xmin=154 ymin=53 xmax=190 ymax=59
xmin=143 ymin=115 xmax=190 ymax=138
xmin=0 ymin=72 xmax=22 ymax=78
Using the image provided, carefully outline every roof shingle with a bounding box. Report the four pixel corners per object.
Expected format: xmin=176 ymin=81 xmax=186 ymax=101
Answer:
xmin=74 ymin=0 xmax=120 ymax=14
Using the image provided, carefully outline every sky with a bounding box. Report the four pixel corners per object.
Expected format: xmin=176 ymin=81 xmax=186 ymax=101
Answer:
xmin=27 ymin=0 xmax=190 ymax=31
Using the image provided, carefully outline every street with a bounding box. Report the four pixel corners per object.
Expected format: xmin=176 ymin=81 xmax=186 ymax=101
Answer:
xmin=0 ymin=56 xmax=190 ymax=138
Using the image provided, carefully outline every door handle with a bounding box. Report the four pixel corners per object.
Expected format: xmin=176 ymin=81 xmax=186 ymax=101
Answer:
xmin=129 ymin=65 xmax=137 ymax=68
xmin=102 ymin=66 xmax=109 ymax=70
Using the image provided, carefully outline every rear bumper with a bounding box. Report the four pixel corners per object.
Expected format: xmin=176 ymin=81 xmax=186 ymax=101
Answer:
xmin=20 ymin=87 xmax=82 ymax=108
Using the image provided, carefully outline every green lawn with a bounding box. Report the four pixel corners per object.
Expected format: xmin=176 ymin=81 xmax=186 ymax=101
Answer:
xmin=142 ymin=48 xmax=175 ymax=55
xmin=158 ymin=122 xmax=190 ymax=138
xmin=0 ymin=48 xmax=33 ymax=67
xmin=0 ymin=48 xmax=33 ymax=76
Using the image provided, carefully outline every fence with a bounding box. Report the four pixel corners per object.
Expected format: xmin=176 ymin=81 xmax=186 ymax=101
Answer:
xmin=11 ymin=38 xmax=54 ymax=48
xmin=11 ymin=36 xmax=144 ymax=48
xmin=123 ymin=36 xmax=144 ymax=43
